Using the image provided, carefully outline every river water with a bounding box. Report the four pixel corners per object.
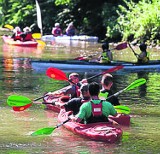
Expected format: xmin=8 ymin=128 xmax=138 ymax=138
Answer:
xmin=0 ymin=38 xmax=160 ymax=154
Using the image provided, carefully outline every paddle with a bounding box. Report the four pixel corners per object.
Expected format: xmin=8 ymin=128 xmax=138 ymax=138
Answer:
xmin=7 ymin=95 xmax=49 ymax=107
xmin=107 ymin=78 xmax=146 ymax=99
xmin=74 ymin=42 xmax=128 ymax=60
xmin=4 ymin=24 xmax=14 ymax=30
xmin=110 ymin=42 xmax=128 ymax=50
xmin=114 ymin=105 xmax=130 ymax=115
xmin=31 ymin=118 xmax=70 ymax=136
xmin=128 ymin=43 xmax=139 ymax=58
xmin=7 ymin=66 xmax=123 ymax=111
xmin=32 ymin=33 xmax=42 ymax=39
xmin=46 ymin=65 xmax=124 ymax=82
xmin=30 ymin=79 xmax=146 ymax=136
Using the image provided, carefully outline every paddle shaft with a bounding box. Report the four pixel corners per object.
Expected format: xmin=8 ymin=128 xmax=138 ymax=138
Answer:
xmin=87 ymin=65 xmax=123 ymax=81
xmin=128 ymin=43 xmax=138 ymax=58
xmin=56 ymin=118 xmax=70 ymax=128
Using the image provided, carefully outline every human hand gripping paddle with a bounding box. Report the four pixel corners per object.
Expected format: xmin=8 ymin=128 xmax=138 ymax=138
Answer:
xmin=7 ymin=65 xmax=123 ymax=111
xmin=30 ymin=78 xmax=146 ymax=136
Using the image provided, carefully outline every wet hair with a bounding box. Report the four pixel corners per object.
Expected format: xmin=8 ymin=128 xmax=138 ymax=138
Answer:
xmin=101 ymin=73 xmax=113 ymax=86
xmin=80 ymin=83 xmax=89 ymax=93
xmin=139 ymin=43 xmax=147 ymax=51
xmin=89 ymin=82 xmax=100 ymax=96
xmin=102 ymin=43 xmax=109 ymax=50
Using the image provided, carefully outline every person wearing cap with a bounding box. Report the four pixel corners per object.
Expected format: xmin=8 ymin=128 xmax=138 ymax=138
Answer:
xmin=99 ymin=42 xmax=113 ymax=63
xmin=136 ymin=43 xmax=149 ymax=63
xmin=71 ymin=82 xmax=117 ymax=124
xmin=99 ymin=73 xmax=120 ymax=106
xmin=11 ymin=26 xmax=23 ymax=41
xmin=50 ymin=72 xmax=87 ymax=99
xmin=21 ymin=26 xmax=34 ymax=41
xmin=59 ymin=83 xmax=90 ymax=115
xmin=66 ymin=22 xmax=76 ymax=36
xmin=52 ymin=23 xmax=63 ymax=37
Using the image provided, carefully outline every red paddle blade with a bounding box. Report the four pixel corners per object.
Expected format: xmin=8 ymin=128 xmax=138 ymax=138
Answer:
xmin=115 ymin=42 xmax=128 ymax=50
xmin=102 ymin=65 xmax=124 ymax=74
xmin=46 ymin=67 xmax=68 ymax=81
xmin=12 ymin=103 xmax=32 ymax=111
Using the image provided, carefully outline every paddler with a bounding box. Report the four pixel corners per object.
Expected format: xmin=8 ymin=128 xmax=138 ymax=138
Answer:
xmin=137 ymin=43 xmax=149 ymax=63
xmin=70 ymin=82 xmax=117 ymax=124
xmin=99 ymin=42 xmax=113 ymax=63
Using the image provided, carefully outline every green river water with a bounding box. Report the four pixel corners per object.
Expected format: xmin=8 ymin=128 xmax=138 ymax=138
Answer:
xmin=0 ymin=37 xmax=160 ymax=154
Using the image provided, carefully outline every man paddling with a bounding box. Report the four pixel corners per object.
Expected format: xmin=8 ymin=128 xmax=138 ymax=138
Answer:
xmin=71 ymin=82 xmax=117 ymax=124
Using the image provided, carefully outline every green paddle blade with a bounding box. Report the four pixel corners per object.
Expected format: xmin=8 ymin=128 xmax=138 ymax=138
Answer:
xmin=31 ymin=127 xmax=56 ymax=136
xmin=7 ymin=95 xmax=31 ymax=107
xmin=114 ymin=105 xmax=130 ymax=114
xmin=125 ymin=78 xmax=146 ymax=91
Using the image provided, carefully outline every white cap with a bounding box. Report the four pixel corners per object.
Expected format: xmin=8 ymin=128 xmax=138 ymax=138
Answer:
xmin=55 ymin=23 xmax=60 ymax=27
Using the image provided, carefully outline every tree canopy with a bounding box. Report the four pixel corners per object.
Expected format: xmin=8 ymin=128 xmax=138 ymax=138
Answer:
xmin=0 ymin=0 xmax=159 ymax=44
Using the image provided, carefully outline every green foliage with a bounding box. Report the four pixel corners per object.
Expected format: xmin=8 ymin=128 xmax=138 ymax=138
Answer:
xmin=0 ymin=0 xmax=159 ymax=44
xmin=55 ymin=0 xmax=71 ymax=5
xmin=114 ymin=0 xmax=160 ymax=42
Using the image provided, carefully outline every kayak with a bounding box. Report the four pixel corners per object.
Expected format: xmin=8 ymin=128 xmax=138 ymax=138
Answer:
xmin=43 ymin=95 xmax=131 ymax=126
xmin=31 ymin=59 xmax=160 ymax=73
xmin=41 ymin=35 xmax=98 ymax=42
xmin=2 ymin=35 xmax=38 ymax=47
xmin=58 ymin=109 xmax=123 ymax=143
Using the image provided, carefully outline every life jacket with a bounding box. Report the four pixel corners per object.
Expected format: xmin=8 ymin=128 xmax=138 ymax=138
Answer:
xmin=24 ymin=33 xmax=33 ymax=41
xmin=87 ymin=100 xmax=108 ymax=123
xmin=14 ymin=31 xmax=22 ymax=41
xmin=138 ymin=52 xmax=149 ymax=63
xmin=66 ymin=28 xmax=75 ymax=36
xmin=101 ymin=52 xmax=110 ymax=63
xmin=99 ymin=91 xmax=109 ymax=100
xmin=52 ymin=28 xmax=61 ymax=36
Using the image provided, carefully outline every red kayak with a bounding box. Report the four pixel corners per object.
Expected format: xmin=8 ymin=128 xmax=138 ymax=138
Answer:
xmin=2 ymin=35 xmax=38 ymax=47
xmin=58 ymin=109 xmax=123 ymax=143
xmin=43 ymin=94 xmax=131 ymax=126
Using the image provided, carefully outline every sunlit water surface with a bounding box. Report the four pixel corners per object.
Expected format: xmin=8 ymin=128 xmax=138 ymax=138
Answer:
xmin=0 ymin=38 xmax=160 ymax=154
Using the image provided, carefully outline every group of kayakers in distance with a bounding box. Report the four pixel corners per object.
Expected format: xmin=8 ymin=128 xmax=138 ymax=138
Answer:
xmin=46 ymin=72 xmax=120 ymax=124
xmin=99 ymin=41 xmax=149 ymax=64
xmin=52 ymin=22 xmax=77 ymax=37
xmin=11 ymin=26 xmax=34 ymax=42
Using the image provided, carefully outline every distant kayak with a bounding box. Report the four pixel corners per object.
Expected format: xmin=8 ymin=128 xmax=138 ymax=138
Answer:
xmin=58 ymin=109 xmax=123 ymax=143
xmin=2 ymin=35 xmax=38 ymax=47
xmin=41 ymin=35 xmax=98 ymax=42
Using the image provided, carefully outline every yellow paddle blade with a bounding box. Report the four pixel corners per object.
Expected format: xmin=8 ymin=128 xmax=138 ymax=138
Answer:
xmin=4 ymin=24 xmax=14 ymax=30
xmin=32 ymin=33 xmax=42 ymax=39
xmin=37 ymin=40 xmax=46 ymax=46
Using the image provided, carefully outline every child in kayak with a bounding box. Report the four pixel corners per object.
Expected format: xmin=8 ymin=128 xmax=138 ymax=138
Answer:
xmin=137 ymin=43 xmax=149 ymax=63
xmin=99 ymin=73 xmax=120 ymax=106
xmin=60 ymin=83 xmax=90 ymax=115
xmin=99 ymin=42 xmax=113 ymax=63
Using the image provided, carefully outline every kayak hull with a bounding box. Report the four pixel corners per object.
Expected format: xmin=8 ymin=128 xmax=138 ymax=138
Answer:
xmin=2 ymin=36 xmax=38 ymax=47
xmin=42 ymin=35 xmax=98 ymax=42
xmin=43 ymin=95 xmax=131 ymax=126
xmin=58 ymin=109 xmax=123 ymax=143
xmin=31 ymin=60 xmax=160 ymax=73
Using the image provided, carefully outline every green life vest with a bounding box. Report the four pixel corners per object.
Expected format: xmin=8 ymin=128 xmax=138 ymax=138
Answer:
xmin=99 ymin=91 xmax=109 ymax=100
